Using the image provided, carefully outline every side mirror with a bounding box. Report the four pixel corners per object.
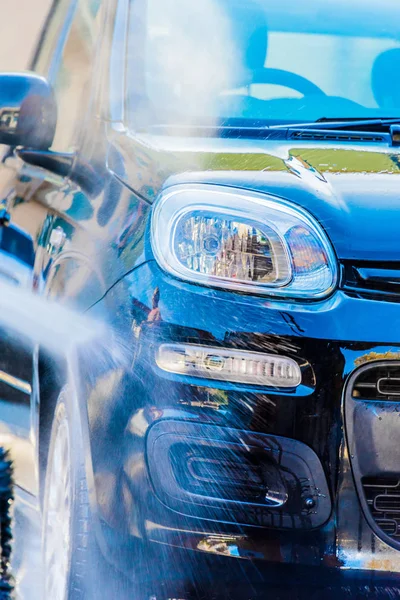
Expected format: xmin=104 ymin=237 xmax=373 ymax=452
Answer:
xmin=0 ymin=72 xmax=56 ymax=150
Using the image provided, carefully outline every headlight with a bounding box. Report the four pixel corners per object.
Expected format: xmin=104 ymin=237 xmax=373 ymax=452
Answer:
xmin=151 ymin=185 xmax=337 ymax=299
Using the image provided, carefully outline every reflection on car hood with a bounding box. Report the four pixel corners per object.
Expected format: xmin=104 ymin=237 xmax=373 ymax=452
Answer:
xmin=113 ymin=131 xmax=400 ymax=261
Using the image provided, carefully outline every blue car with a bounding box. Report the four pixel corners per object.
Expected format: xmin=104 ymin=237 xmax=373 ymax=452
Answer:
xmin=1 ymin=0 xmax=400 ymax=598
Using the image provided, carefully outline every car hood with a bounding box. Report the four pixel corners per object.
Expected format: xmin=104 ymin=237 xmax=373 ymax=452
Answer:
xmin=113 ymin=131 xmax=400 ymax=261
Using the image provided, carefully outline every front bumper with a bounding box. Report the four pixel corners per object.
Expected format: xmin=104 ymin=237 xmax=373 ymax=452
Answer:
xmin=90 ymin=260 xmax=400 ymax=579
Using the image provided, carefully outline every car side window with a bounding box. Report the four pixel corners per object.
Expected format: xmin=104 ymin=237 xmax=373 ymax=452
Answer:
xmin=31 ymin=0 xmax=73 ymax=76
xmin=49 ymin=0 xmax=102 ymax=152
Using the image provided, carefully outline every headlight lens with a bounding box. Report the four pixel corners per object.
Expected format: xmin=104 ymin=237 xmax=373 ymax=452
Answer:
xmin=174 ymin=213 xmax=291 ymax=286
xmin=151 ymin=185 xmax=337 ymax=298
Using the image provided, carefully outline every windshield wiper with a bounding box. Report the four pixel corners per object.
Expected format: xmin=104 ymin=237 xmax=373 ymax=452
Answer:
xmin=269 ymin=118 xmax=400 ymax=131
xmin=268 ymin=118 xmax=400 ymax=145
xmin=146 ymin=118 xmax=400 ymax=144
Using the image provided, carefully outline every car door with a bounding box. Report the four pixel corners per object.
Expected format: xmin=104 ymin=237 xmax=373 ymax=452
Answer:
xmin=0 ymin=0 xmax=103 ymax=495
xmin=19 ymin=0 xmax=103 ymax=307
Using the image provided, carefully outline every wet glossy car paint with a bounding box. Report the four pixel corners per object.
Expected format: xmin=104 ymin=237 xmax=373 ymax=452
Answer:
xmin=2 ymin=0 xmax=400 ymax=596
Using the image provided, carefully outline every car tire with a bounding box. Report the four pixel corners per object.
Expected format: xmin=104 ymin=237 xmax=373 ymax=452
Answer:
xmin=42 ymin=385 xmax=101 ymax=600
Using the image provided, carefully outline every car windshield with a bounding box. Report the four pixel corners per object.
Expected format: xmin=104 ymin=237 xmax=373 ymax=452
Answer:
xmin=127 ymin=0 xmax=400 ymax=133
xmin=0 ymin=227 xmax=34 ymax=267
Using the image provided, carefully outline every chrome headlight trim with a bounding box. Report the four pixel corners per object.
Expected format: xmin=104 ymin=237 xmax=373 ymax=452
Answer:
xmin=151 ymin=184 xmax=338 ymax=299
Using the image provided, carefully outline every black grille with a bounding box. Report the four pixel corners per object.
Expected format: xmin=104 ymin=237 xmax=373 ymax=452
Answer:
xmin=352 ymin=363 xmax=400 ymax=400
xmin=363 ymin=477 xmax=400 ymax=541
xmin=342 ymin=261 xmax=400 ymax=300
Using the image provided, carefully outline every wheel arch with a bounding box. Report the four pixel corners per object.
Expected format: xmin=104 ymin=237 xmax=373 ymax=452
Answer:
xmin=36 ymin=344 xmax=114 ymax=557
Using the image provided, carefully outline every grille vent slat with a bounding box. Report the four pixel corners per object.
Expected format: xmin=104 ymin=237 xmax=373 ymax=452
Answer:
xmin=289 ymin=131 xmax=386 ymax=143
xmin=362 ymin=477 xmax=400 ymax=541
xmin=374 ymin=494 xmax=400 ymax=513
xmin=342 ymin=262 xmax=400 ymax=300
xmin=375 ymin=519 xmax=397 ymax=536
xmin=352 ymin=364 xmax=400 ymax=401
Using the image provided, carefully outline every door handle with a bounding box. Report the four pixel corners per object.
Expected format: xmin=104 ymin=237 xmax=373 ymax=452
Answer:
xmin=49 ymin=226 xmax=67 ymax=252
